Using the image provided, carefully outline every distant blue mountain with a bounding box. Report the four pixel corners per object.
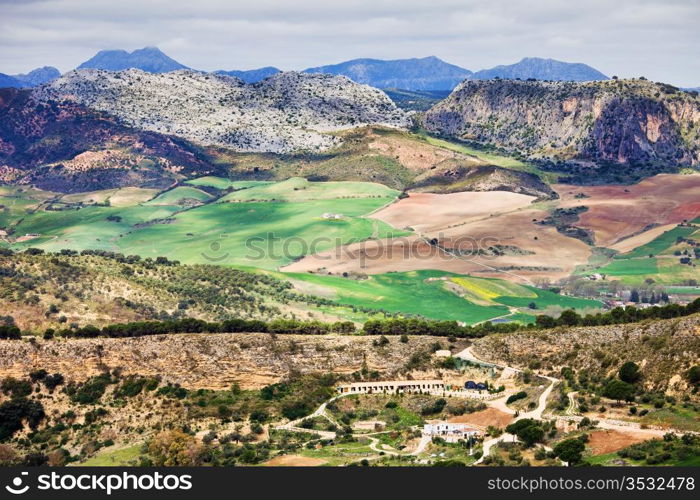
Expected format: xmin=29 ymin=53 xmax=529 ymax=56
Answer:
xmin=214 ymin=67 xmax=281 ymax=83
xmin=470 ymin=57 xmax=608 ymax=82
xmin=0 ymin=66 xmax=60 ymax=88
xmin=77 ymin=47 xmax=188 ymax=73
xmin=303 ymin=56 xmax=472 ymax=91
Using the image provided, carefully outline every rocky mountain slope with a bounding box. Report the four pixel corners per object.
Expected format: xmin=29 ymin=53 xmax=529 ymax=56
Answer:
xmin=0 ymin=88 xmax=214 ymax=191
xmin=470 ymin=57 xmax=607 ymax=81
xmin=304 ymin=56 xmax=472 ymax=91
xmin=473 ymin=313 xmax=700 ymax=393
xmin=423 ymin=78 xmax=700 ymax=169
xmin=214 ymin=67 xmax=281 ymax=83
xmin=0 ymin=67 xmax=60 ymax=88
xmin=77 ymin=47 xmax=188 ymax=73
xmin=35 ymin=69 xmax=409 ymax=153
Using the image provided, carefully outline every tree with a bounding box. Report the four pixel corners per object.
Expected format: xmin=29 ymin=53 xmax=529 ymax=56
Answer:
xmin=557 ymin=310 xmax=581 ymax=327
xmin=553 ymin=438 xmax=585 ymax=465
xmin=686 ymin=366 xmax=700 ymax=385
xmin=618 ymin=362 xmax=641 ymax=384
xmin=602 ymin=380 xmax=635 ymax=403
xmin=630 ymin=289 xmax=640 ymax=303
xmin=147 ymin=430 xmax=205 ymax=466
xmin=505 ymin=419 xmax=544 ymax=447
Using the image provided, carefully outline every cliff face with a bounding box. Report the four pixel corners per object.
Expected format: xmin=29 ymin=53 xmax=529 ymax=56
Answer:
xmin=0 ymin=334 xmax=466 ymax=390
xmin=423 ymin=79 xmax=700 ymax=168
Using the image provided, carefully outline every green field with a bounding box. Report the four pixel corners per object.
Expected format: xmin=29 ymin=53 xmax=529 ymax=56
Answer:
xmin=451 ymin=275 xmax=602 ymax=312
xmin=145 ymin=186 xmax=212 ymax=205
xmin=282 ymin=270 xmax=511 ymax=323
xmin=3 ymin=180 xmax=407 ymax=269
xmin=495 ymin=287 xmax=602 ymax=310
xmin=218 ymin=177 xmax=399 ymax=203
xmin=184 ymin=176 xmax=270 ymax=190
xmin=615 ymin=225 xmax=697 ymax=259
xmin=77 ymin=445 xmax=143 ymax=466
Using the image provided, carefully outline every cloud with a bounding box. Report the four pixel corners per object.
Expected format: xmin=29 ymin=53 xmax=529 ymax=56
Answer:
xmin=0 ymin=0 xmax=698 ymax=86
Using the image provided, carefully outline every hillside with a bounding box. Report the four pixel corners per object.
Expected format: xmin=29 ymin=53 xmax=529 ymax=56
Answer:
xmin=470 ymin=57 xmax=608 ymax=81
xmin=77 ymin=47 xmax=188 ymax=73
xmin=0 ymin=250 xmax=354 ymax=332
xmin=423 ymin=78 xmax=700 ymax=177
xmin=303 ymin=56 xmax=472 ymax=91
xmin=473 ymin=313 xmax=700 ymax=393
xmin=35 ymin=69 xmax=409 ymax=153
xmin=0 ymin=88 xmax=215 ymax=192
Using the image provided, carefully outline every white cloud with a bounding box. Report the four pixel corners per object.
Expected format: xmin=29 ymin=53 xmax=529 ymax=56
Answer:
xmin=0 ymin=0 xmax=698 ymax=86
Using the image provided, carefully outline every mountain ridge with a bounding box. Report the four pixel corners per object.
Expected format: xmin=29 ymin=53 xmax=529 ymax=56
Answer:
xmin=0 ymin=66 xmax=61 ymax=88
xmin=303 ymin=56 xmax=472 ymax=91
xmin=470 ymin=57 xmax=608 ymax=81
xmin=77 ymin=47 xmax=189 ymax=73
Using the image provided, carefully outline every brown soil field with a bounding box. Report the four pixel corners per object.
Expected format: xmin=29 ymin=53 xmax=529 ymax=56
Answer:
xmin=285 ymin=192 xmax=590 ymax=282
xmin=263 ymin=455 xmax=327 ymax=466
xmin=587 ymin=430 xmax=652 ymax=455
xmin=448 ymin=407 xmax=514 ymax=429
xmin=286 ymin=174 xmax=699 ymax=282
xmin=369 ymin=191 xmax=536 ymax=233
xmin=556 ymin=173 xmax=700 ymax=248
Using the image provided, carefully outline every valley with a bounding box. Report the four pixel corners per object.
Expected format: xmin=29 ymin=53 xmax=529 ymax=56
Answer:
xmin=0 ymin=51 xmax=699 ymax=470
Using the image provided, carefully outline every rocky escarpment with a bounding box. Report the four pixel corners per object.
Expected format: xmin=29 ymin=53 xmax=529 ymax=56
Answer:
xmin=423 ymin=79 xmax=700 ymax=169
xmin=34 ymin=69 xmax=410 ymax=153
xmin=0 ymin=334 xmax=466 ymax=390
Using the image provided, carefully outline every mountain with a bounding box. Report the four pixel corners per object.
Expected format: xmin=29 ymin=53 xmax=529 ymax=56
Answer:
xmin=0 ymin=87 xmax=214 ymax=192
xmin=77 ymin=47 xmax=188 ymax=73
xmin=470 ymin=57 xmax=608 ymax=81
xmin=214 ymin=66 xmax=281 ymax=83
xmin=303 ymin=56 xmax=472 ymax=91
xmin=0 ymin=66 xmax=60 ymax=88
xmin=34 ymin=69 xmax=409 ymax=153
xmin=423 ymin=78 xmax=700 ymax=176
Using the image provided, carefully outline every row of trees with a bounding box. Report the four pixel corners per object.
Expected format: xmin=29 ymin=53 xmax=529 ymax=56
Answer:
xmin=3 ymin=297 xmax=699 ymax=341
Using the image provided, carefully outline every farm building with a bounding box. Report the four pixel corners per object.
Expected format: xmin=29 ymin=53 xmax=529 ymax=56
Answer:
xmin=423 ymin=422 xmax=480 ymax=443
xmin=336 ymin=380 xmax=444 ymax=394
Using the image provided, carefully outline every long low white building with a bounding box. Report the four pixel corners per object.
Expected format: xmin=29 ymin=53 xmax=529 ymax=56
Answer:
xmin=336 ymin=380 xmax=444 ymax=394
xmin=423 ymin=422 xmax=480 ymax=442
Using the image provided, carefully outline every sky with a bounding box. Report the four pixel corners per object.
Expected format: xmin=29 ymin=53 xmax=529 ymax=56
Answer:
xmin=1 ymin=0 xmax=698 ymax=87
